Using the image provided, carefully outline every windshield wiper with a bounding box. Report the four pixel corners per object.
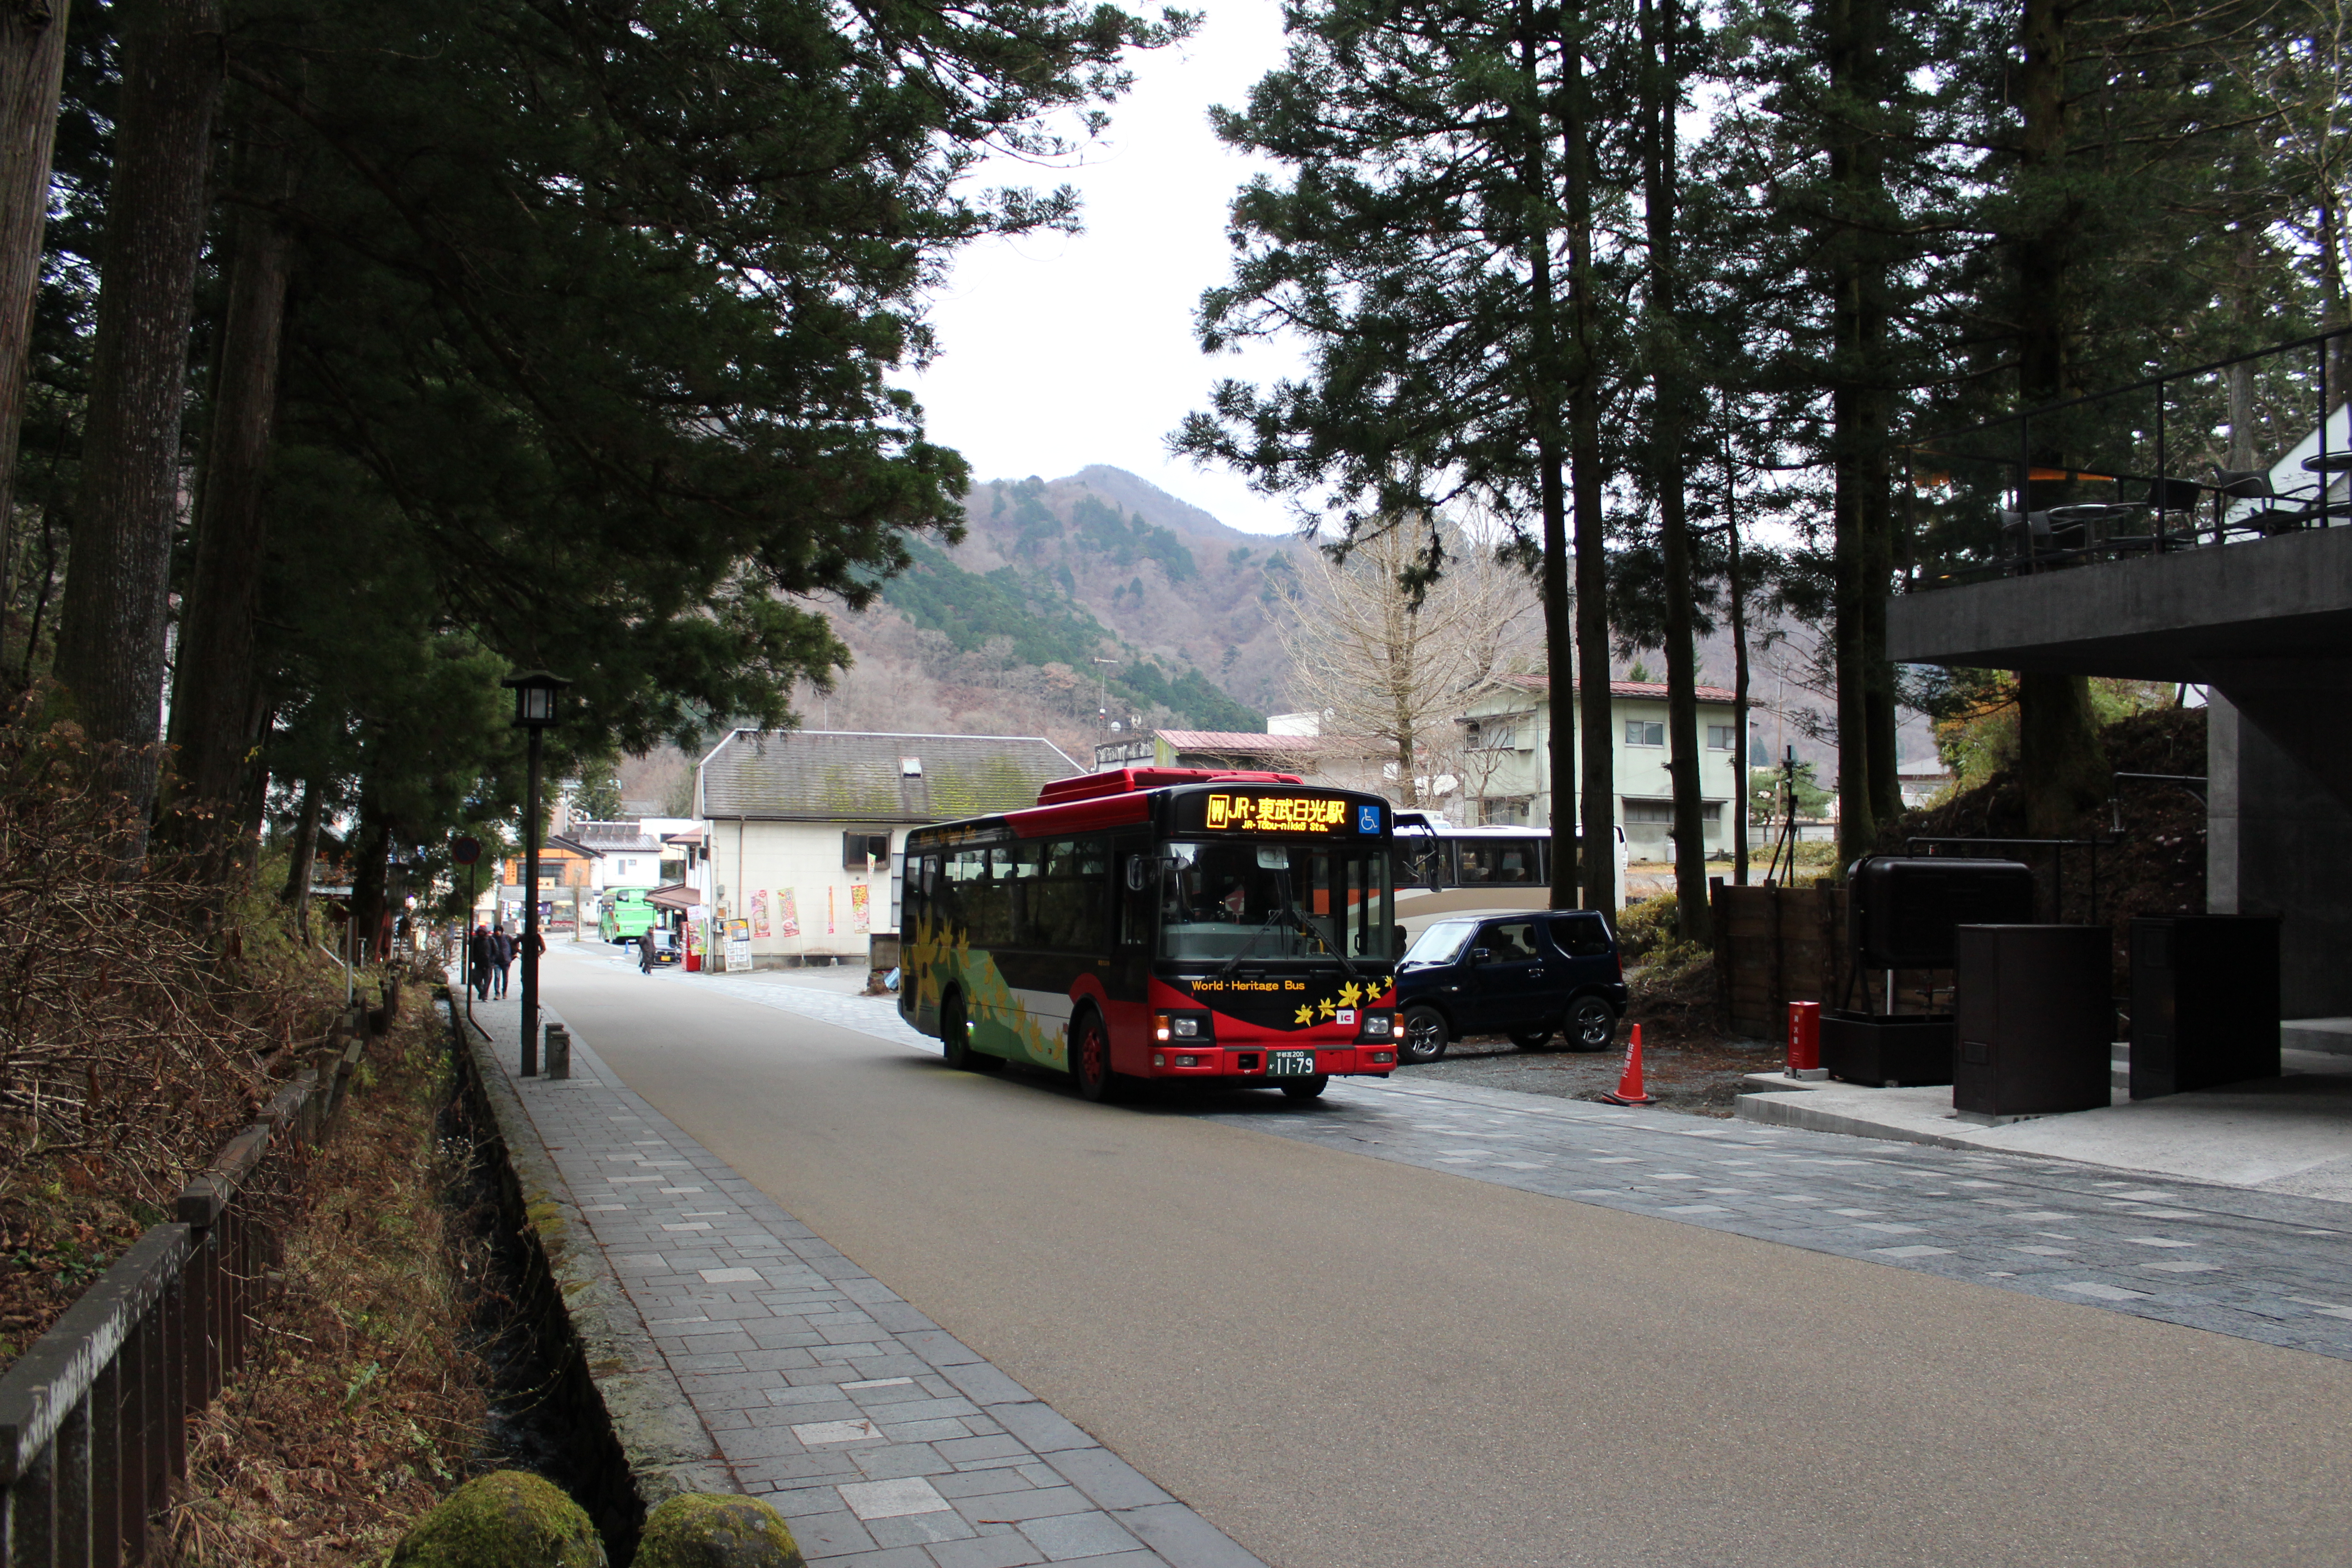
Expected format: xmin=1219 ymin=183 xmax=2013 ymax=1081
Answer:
xmin=1215 ymin=910 xmax=1287 ymax=981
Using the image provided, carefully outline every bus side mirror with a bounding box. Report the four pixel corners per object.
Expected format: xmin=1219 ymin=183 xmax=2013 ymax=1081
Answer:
xmin=1125 ymin=856 xmax=1147 ymax=892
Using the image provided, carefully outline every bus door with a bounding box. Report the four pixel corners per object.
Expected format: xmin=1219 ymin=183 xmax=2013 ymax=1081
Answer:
xmin=1109 ymin=833 xmax=1153 ymax=1036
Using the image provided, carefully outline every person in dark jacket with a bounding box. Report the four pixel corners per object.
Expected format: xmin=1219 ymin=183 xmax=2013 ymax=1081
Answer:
xmin=491 ymin=925 xmax=516 ymax=998
xmin=639 ymin=926 xmax=657 ymax=974
xmin=468 ymin=923 xmax=494 ymax=1000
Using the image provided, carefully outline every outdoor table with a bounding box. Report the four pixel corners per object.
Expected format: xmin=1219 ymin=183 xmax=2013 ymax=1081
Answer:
xmin=2300 ymin=451 xmax=2352 ymax=473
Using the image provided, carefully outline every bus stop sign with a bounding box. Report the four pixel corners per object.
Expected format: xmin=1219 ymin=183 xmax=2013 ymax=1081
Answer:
xmin=451 ymin=836 xmax=483 ymax=866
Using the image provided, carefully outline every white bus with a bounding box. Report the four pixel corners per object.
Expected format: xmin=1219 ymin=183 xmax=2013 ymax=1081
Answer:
xmin=1391 ymin=813 xmax=1627 ymax=937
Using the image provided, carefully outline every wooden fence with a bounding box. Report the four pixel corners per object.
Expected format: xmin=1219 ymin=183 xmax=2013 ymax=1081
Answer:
xmin=1711 ymin=877 xmax=1852 ymax=1039
xmin=0 ymin=982 xmax=394 ymax=1566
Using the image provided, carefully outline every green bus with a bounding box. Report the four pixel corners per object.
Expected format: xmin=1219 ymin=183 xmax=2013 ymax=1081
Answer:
xmin=598 ymin=888 xmax=657 ymax=944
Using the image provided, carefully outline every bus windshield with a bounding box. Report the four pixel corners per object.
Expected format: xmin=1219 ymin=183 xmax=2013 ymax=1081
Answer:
xmin=1159 ymin=839 xmax=1395 ymax=965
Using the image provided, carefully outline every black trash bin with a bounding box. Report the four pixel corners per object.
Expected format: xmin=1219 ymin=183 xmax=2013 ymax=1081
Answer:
xmin=1953 ymin=925 xmax=2112 ymax=1121
xmin=2129 ymin=915 xmax=2279 ymax=1098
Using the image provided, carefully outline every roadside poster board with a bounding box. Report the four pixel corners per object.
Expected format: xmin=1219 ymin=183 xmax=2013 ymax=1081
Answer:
xmin=724 ymin=918 xmax=752 ymax=973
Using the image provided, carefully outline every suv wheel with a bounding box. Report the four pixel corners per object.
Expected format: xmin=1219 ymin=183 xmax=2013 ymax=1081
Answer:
xmin=1565 ymin=995 xmax=1618 ymax=1051
xmin=1400 ymin=1004 xmax=1449 ymax=1063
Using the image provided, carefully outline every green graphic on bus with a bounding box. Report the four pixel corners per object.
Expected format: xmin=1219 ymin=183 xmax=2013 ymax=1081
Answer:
xmin=905 ymin=907 xmax=1068 ymax=1070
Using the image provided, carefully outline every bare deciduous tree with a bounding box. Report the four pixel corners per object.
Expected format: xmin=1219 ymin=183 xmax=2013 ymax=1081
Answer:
xmin=1269 ymin=518 xmax=1537 ymax=809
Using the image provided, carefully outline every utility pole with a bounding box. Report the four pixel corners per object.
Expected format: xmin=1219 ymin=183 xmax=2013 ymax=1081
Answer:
xmin=1092 ymin=657 xmax=1118 ymax=733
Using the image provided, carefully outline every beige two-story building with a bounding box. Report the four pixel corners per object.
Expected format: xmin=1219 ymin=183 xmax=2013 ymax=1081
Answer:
xmin=1454 ymin=676 xmax=1747 ymax=856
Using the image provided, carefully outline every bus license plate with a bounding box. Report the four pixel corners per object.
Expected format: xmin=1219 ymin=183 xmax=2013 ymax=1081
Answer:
xmin=1268 ymin=1049 xmax=1316 ymax=1077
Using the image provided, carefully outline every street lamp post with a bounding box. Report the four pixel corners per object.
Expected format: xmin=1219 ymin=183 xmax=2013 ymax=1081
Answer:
xmin=503 ymin=670 xmax=571 ymax=1076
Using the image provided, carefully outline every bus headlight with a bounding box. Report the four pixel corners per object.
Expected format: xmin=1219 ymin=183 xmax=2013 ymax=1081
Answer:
xmin=1153 ymin=1011 xmax=1211 ymax=1042
xmin=1359 ymin=1011 xmax=1396 ymax=1040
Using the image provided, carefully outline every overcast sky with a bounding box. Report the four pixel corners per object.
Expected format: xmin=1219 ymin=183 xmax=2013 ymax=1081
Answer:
xmin=905 ymin=0 xmax=1309 ymax=539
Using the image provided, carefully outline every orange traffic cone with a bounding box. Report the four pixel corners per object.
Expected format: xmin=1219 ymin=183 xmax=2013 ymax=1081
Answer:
xmin=1599 ymin=1023 xmax=1655 ymax=1106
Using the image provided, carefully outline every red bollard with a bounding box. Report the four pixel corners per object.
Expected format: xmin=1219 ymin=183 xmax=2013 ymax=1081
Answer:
xmin=1787 ymin=1001 xmax=1827 ymax=1079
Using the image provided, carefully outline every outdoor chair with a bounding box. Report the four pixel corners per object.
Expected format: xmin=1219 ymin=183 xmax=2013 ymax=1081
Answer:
xmin=1999 ymin=508 xmax=2087 ymax=569
xmin=2141 ymin=475 xmax=2207 ymax=548
xmin=2214 ymin=468 xmax=2323 ymax=537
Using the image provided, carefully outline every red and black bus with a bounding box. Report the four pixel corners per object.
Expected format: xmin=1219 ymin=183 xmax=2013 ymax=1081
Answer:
xmin=898 ymin=768 xmax=1400 ymax=1101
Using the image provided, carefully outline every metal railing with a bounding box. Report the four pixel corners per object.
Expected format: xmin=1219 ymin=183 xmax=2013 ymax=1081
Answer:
xmin=1907 ymin=326 xmax=2352 ymax=588
xmin=0 ymin=983 xmax=393 ymax=1566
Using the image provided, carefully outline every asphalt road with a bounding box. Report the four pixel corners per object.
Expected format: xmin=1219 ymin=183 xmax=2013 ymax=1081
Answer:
xmin=543 ymin=951 xmax=2352 ymax=1567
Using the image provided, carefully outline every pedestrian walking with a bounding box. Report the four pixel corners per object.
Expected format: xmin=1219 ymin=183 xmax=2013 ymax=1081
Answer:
xmin=638 ymin=926 xmax=656 ymax=974
xmin=491 ymin=924 xmax=516 ymax=998
xmin=468 ymin=923 xmax=494 ymax=1000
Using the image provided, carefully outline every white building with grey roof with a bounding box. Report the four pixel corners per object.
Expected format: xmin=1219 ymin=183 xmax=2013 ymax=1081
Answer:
xmin=695 ymin=729 xmax=1085 ymax=965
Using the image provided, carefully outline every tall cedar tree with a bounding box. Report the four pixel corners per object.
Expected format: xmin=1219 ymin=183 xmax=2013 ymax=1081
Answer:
xmin=1637 ymin=0 xmax=1710 ymax=940
xmin=1177 ymin=0 xmax=1632 ymax=911
xmin=122 ymin=0 xmax=1187 ymax=886
xmin=49 ymin=0 xmax=219 ymax=844
xmin=0 ymin=0 xmax=72 ymax=600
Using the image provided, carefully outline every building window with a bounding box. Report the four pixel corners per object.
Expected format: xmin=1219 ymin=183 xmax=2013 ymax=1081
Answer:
xmin=1623 ymin=799 xmax=1724 ymax=827
xmin=1478 ymin=796 xmax=1534 ymax=826
xmin=1466 ymin=720 xmax=1516 ymax=751
xmin=1707 ymin=725 xmax=1738 ymax=750
xmin=1624 ymin=720 xmax=1665 ymax=747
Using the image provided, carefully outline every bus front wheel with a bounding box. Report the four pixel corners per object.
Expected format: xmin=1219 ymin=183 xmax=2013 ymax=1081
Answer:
xmin=1072 ymin=1012 xmax=1119 ymax=1103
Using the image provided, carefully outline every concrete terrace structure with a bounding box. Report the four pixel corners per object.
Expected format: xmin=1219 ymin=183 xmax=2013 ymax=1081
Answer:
xmin=1889 ymin=507 xmax=2352 ymax=1017
xmin=696 ymin=730 xmax=1085 ymax=965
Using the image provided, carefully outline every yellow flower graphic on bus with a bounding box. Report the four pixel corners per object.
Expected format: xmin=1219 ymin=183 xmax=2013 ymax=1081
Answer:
xmin=905 ymin=906 xmax=1067 ymax=1070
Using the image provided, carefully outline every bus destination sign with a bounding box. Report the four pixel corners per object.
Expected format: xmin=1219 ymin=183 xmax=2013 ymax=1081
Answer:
xmin=1201 ymin=793 xmax=1377 ymax=835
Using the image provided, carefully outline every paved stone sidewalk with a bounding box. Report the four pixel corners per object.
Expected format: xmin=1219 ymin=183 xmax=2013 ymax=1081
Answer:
xmin=468 ymin=993 xmax=1265 ymax=1568
xmin=651 ymin=959 xmax=2352 ymax=1360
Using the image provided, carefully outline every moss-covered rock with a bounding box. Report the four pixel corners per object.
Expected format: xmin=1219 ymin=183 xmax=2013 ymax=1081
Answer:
xmin=632 ymin=1493 xmax=806 ymax=1568
xmin=391 ymin=1470 xmax=608 ymax=1568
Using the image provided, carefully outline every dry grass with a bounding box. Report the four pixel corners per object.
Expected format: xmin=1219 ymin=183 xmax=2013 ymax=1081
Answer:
xmin=0 ymin=699 xmax=348 ymax=1367
xmin=156 ymin=999 xmax=491 ymax=1568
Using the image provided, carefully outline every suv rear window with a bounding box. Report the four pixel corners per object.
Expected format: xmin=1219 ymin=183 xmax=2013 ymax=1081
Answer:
xmin=1551 ymin=913 xmax=1613 ymax=956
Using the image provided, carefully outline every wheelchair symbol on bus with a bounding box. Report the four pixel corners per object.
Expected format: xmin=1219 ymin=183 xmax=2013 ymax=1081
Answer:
xmin=1357 ymin=805 xmax=1382 ymax=834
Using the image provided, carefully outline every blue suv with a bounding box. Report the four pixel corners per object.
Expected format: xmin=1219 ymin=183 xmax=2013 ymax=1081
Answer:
xmin=1395 ymin=912 xmax=1627 ymax=1062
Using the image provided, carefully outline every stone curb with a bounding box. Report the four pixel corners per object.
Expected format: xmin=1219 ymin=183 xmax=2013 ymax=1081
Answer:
xmin=451 ymin=991 xmax=740 ymax=1507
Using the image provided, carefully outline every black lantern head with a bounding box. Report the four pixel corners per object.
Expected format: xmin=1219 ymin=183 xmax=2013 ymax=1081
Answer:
xmin=501 ymin=670 xmax=573 ymax=729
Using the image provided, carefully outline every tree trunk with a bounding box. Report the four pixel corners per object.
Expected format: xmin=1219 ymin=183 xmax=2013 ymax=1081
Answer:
xmin=1826 ymin=0 xmax=1891 ymax=871
xmin=168 ymin=115 xmax=294 ymax=870
xmin=1516 ymin=0 xmax=1577 ymax=911
xmin=49 ymin=0 xmax=222 ymax=841
xmin=1565 ymin=10 xmax=1615 ymax=916
xmin=349 ymin=804 xmax=391 ymax=967
xmin=1725 ymin=417 xmax=1751 ymax=885
xmin=282 ymin=775 xmax=320 ymax=941
xmin=2012 ymin=0 xmax=2104 ymax=836
xmin=0 ymin=0 xmax=71 ymax=654
xmin=1642 ymin=0 xmax=1709 ymax=945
